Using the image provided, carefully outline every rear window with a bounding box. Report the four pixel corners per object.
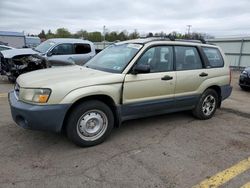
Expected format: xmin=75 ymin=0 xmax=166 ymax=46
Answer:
xmin=175 ymin=46 xmax=203 ymax=70
xmin=202 ymin=47 xmax=224 ymax=68
xmin=74 ymin=44 xmax=91 ymax=54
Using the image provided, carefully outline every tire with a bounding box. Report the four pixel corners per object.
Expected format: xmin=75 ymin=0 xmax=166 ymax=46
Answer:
xmin=66 ymin=100 xmax=114 ymax=147
xmin=192 ymin=89 xmax=219 ymax=120
xmin=8 ymin=76 xmax=16 ymax=83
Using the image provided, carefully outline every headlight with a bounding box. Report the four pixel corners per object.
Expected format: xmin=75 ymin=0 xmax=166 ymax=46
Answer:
xmin=19 ymin=88 xmax=51 ymax=103
xmin=242 ymin=70 xmax=247 ymax=75
xmin=241 ymin=70 xmax=250 ymax=77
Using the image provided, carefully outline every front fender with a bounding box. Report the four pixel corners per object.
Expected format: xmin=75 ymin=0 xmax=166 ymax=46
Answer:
xmin=59 ymin=83 xmax=122 ymax=105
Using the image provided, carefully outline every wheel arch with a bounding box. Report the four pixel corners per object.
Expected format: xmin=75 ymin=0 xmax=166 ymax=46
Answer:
xmin=61 ymin=94 xmax=121 ymax=133
xmin=206 ymin=85 xmax=222 ymax=107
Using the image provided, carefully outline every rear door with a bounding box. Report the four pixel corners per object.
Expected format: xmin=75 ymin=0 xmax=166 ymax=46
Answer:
xmin=122 ymin=45 xmax=176 ymax=119
xmin=72 ymin=43 xmax=94 ymax=65
xmin=174 ymin=46 xmax=208 ymax=107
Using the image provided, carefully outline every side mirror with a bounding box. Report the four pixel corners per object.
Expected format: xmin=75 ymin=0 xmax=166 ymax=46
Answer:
xmin=47 ymin=51 xmax=53 ymax=57
xmin=132 ymin=64 xmax=150 ymax=74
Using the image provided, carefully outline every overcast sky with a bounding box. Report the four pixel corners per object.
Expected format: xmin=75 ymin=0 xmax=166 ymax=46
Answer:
xmin=0 ymin=0 xmax=250 ymax=37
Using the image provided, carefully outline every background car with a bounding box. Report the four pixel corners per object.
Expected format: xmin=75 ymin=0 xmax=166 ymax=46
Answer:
xmin=239 ymin=67 xmax=250 ymax=90
xmin=34 ymin=38 xmax=96 ymax=66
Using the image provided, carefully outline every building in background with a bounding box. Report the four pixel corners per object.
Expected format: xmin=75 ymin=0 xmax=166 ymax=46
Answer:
xmin=25 ymin=36 xmax=41 ymax=48
xmin=0 ymin=31 xmax=26 ymax=48
xmin=208 ymin=37 xmax=250 ymax=69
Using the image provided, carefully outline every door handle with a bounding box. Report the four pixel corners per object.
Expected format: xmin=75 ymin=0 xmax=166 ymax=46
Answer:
xmin=161 ymin=75 xmax=173 ymax=81
xmin=199 ymin=72 xmax=208 ymax=77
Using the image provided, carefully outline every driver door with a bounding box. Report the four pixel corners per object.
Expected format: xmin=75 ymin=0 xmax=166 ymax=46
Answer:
xmin=122 ymin=46 xmax=176 ymax=119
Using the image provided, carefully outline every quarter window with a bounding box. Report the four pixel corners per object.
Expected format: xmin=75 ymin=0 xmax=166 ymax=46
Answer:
xmin=136 ymin=46 xmax=174 ymax=73
xmin=175 ymin=46 xmax=203 ymax=70
xmin=202 ymin=47 xmax=224 ymax=67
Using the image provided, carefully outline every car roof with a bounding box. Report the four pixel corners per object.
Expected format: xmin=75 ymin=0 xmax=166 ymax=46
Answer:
xmin=47 ymin=38 xmax=93 ymax=45
xmin=117 ymin=38 xmax=217 ymax=48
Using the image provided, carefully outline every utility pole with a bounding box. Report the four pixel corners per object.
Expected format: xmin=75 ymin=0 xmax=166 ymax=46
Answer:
xmin=103 ymin=25 xmax=106 ymax=48
xmin=187 ymin=25 xmax=192 ymax=35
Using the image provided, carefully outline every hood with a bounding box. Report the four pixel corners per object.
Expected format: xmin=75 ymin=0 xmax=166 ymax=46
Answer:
xmin=17 ymin=65 xmax=125 ymax=90
xmin=1 ymin=48 xmax=38 ymax=58
xmin=245 ymin=67 xmax=250 ymax=72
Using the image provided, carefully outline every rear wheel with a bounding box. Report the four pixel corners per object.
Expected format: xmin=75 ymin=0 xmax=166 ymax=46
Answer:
xmin=66 ymin=100 xmax=114 ymax=147
xmin=192 ymin=89 xmax=219 ymax=120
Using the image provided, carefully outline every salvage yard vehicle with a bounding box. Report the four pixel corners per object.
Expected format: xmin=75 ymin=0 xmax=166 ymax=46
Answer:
xmin=0 ymin=38 xmax=95 ymax=82
xmin=0 ymin=49 xmax=46 ymax=82
xmin=9 ymin=38 xmax=232 ymax=147
xmin=239 ymin=67 xmax=250 ymax=90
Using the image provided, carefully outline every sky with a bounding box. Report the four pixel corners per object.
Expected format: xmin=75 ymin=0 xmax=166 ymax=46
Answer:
xmin=0 ymin=0 xmax=250 ymax=37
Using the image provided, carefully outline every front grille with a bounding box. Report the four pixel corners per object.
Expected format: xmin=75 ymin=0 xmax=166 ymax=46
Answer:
xmin=14 ymin=83 xmax=20 ymax=99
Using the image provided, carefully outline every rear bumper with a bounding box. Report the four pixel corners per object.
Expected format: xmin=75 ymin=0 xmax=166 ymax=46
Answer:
xmin=8 ymin=91 xmax=70 ymax=132
xmin=220 ymin=85 xmax=232 ymax=101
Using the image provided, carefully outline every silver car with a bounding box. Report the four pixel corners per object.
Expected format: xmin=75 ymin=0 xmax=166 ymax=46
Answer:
xmin=34 ymin=38 xmax=96 ymax=66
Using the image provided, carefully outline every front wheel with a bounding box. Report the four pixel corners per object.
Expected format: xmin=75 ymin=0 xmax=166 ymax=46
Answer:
xmin=8 ymin=76 xmax=16 ymax=83
xmin=192 ymin=89 xmax=219 ymax=120
xmin=66 ymin=100 xmax=114 ymax=147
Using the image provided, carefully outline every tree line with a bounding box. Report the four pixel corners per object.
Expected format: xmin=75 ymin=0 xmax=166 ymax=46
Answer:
xmin=37 ymin=28 xmax=140 ymax=42
xmin=36 ymin=28 xmax=214 ymax=42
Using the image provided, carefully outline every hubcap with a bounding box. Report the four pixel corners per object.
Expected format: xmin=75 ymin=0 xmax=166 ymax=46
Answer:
xmin=77 ymin=110 xmax=108 ymax=141
xmin=202 ymin=95 xmax=216 ymax=116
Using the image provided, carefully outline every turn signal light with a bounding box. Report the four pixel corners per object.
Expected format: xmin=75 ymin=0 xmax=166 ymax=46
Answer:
xmin=38 ymin=95 xmax=49 ymax=103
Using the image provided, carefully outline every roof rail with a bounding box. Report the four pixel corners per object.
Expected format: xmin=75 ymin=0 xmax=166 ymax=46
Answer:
xmin=176 ymin=38 xmax=207 ymax=44
xmin=143 ymin=34 xmax=176 ymax=41
xmin=144 ymin=35 xmax=208 ymax=44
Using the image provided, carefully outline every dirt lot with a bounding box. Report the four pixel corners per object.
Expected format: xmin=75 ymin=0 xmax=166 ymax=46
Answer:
xmin=0 ymin=71 xmax=250 ymax=188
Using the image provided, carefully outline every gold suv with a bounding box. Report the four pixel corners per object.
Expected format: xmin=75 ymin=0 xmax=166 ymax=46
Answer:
xmin=9 ymin=38 xmax=232 ymax=146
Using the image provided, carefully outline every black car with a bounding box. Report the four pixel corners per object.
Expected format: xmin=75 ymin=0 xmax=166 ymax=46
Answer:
xmin=239 ymin=67 xmax=250 ymax=90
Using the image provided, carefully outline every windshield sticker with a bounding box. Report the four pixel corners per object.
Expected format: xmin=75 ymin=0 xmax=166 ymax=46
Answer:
xmin=127 ymin=44 xmax=142 ymax=49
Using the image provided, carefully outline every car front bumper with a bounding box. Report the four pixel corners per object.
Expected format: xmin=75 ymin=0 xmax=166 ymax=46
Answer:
xmin=239 ymin=75 xmax=250 ymax=87
xmin=8 ymin=91 xmax=70 ymax=132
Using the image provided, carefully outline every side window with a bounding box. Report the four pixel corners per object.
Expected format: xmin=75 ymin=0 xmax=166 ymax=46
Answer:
xmin=136 ymin=46 xmax=173 ymax=73
xmin=51 ymin=44 xmax=73 ymax=55
xmin=175 ymin=46 xmax=203 ymax=71
xmin=74 ymin=44 xmax=91 ymax=54
xmin=202 ymin=47 xmax=224 ymax=68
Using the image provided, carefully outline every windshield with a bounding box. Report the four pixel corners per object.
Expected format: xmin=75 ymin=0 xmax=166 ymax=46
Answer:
xmin=85 ymin=43 xmax=143 ymax=73
xmin=34 ymin=40 xmax=56 ymax=53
